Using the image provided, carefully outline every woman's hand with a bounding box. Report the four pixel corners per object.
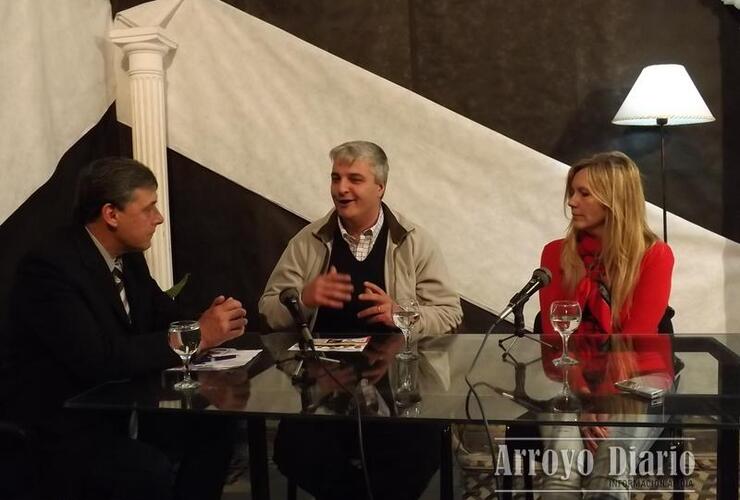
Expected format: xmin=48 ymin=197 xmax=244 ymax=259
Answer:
xmin=580 ymin=412 xmax=609 ymax=454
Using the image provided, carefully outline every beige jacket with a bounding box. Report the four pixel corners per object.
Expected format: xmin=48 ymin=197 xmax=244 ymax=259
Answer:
xmin=258 ymin=205 xmax=462 ymax=337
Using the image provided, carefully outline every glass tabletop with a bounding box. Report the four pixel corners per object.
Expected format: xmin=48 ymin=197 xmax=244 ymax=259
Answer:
xmin=65 ymin=331 xmax=740 ymax=428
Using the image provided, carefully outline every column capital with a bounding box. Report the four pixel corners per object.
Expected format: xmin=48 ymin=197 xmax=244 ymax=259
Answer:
xmin=110 ymin=26 xmax=177 ymax=55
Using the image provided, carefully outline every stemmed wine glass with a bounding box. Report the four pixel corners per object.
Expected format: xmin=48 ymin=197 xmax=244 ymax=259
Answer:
xmin=392 ymin=298 xmax=420 ymax=354
xmin=392 ymin=299 xmax=422 ymax=406
xmin=551 ymin=365 xmax=582 ymax=413
xmin=168 ymin=320 xmax=201 ymax=390
xmin=550 ymin=300 xmax=581 ymax=367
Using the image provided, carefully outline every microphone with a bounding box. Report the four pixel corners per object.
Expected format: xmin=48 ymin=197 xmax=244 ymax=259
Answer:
xmin=279 ymin=288 xmax=315 ymax=349
xmin=498 ymin=267 xmax=552 ymax=321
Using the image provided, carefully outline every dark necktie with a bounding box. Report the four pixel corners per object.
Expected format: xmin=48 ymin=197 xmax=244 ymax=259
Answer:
xmin=112 ymin=258 xmax=130 ymax=318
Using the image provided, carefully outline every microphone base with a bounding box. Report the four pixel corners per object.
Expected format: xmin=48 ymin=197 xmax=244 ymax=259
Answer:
xmin=289 ymin=349 xmax=341 ymax=386
xmin=498 ymin=333 xmax=554 ymax=358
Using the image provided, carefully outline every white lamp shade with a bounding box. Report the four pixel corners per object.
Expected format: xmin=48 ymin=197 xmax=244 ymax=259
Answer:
xmin=612 ymin=64 xmax=715 ymax=126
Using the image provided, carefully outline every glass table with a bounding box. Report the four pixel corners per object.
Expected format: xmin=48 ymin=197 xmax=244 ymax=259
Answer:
xmin=66 ymin=332 xmax=740 ymax=499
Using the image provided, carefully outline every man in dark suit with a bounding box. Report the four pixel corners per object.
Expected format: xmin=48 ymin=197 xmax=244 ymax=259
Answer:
xmin=3 ymin=157 xmax=247 ymax=500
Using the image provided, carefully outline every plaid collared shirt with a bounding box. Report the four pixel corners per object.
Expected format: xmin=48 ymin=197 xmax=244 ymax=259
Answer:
xmin=337 ymin=209 xmax=385 ymax=262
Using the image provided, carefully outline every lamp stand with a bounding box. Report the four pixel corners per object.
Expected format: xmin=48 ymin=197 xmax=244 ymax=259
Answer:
xmin=657 ymin=117 xmax=668 ymax=243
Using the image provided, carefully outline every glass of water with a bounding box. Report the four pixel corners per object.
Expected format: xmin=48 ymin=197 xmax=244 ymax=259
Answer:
xmin=168 ymin=320 xmax=201 ymax=390
xmin=550 ymin=300 xmax=581 ymax=367
xmin=551 ymin=364 xmax=582 ymax=413
xmin=394 ymin=350 xmax=422 ymax=408
xmin=392 ymin=298 xmax=420 ymax=354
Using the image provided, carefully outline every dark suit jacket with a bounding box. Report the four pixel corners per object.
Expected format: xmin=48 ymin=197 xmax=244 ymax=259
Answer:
xmin=3 ymin=225 xmax=183 ymax=439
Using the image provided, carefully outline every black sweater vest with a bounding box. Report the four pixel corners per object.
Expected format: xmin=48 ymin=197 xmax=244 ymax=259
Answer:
xmin=313 ymin=222 xmax=393 ymax=336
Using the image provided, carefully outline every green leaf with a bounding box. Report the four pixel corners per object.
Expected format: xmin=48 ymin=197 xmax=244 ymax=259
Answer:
xmin=165 ymin=272 xmax=190 ymax=299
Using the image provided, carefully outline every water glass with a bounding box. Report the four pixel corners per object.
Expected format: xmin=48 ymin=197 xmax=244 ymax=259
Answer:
xmin=168 ymin=320 xmax=201 ymax=390
xmin=394 ymin=350 xmax=421 ymax=407
xmin=550 ymin=300 xmax=581 ymax=367
xmin=551 ymin=365 xmax=582 ymax=413
xmin=392 ymin=298 xmax=420 ymax=354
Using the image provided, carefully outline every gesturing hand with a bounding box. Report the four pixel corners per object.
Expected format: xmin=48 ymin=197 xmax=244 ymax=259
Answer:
xmin=198 ymin=295 xmax=247 ymax=350
xmin=356 ymin=281 xmax=396 ymax=328
xmin=301 ymin=266 xmax=353 ymax=309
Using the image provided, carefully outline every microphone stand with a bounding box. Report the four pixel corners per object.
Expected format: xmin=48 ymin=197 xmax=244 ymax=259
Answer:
xmin=277 ymin=291 xmax=341 ymax=384
xmin=490 ymin=351 xmax=547 ymax=413
xmin=289 ymin=332 xmax=341 ymax=386
xmin=497 ymin=292 xmax=554 ymax=356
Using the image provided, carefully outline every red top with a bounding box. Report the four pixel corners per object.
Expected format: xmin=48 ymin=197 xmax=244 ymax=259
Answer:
xmin=538 ymin=234 xmax=675 ymax=391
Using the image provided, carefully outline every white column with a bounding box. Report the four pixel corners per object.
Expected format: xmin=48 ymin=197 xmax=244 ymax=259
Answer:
xmin=110 ymin=27 xmax=177 ymax=290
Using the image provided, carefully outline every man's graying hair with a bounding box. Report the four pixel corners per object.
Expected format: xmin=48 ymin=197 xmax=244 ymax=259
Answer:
xmin=74 ymin=157 xmax=158 ymax=224
xmin=329 ymin=141 xmax=389 ymax=185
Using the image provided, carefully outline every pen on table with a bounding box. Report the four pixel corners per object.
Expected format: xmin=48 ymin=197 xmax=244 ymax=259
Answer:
xmin=208 ymin=354 xmax=237 ymax=361
xmin=193 ymin=354 xmax=237 ymax=364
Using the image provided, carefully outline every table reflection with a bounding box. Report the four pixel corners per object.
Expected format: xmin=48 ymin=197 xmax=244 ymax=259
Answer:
xmin=271 ymin=334 xmax=405 ymax=416
xmin=540 ymin=332 xmax=675 ymax=411
xmin=267 ymin=333 xmax=446 ymax=500
xmin=197 ymin=370 xmax=251 ymax=410
xmin=534 ymin=333 xmax=678 ymax=499
xmin=155 ymin=369 xmax=251 ymax=411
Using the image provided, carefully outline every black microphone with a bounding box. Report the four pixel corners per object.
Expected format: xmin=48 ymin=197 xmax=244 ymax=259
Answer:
xmin=499 ymin=267 xmax=552 ymax=320
xmin=279 ymin=288 xmax=315 ymax=349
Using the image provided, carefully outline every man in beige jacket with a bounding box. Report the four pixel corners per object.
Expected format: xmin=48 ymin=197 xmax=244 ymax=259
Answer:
xmin=259 ymin=140 xmax=462 ymax=500
xmin=259 ymin=140 xmax=462 ymax=338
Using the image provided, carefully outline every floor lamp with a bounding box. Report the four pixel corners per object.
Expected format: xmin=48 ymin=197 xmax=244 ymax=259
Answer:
xmin=612 ymin=64 xmax=714 ymax=243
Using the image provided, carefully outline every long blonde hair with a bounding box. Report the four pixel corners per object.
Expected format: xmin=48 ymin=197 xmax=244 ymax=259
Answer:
xmin=560 ymin=151 xmax=658 ymax=331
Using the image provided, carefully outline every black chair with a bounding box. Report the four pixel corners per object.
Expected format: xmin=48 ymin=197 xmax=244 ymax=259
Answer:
xmin=500 ymin=308 xmax=686 ymax=500
xmin=0 ymin=420 xmax=39 ymax=500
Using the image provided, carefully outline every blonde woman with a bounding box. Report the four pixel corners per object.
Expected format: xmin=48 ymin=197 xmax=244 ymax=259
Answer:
xmin=536 ymin=152 xmax=676 ymax=499
xmin=539 ymin=151 xmax=674 ymax=378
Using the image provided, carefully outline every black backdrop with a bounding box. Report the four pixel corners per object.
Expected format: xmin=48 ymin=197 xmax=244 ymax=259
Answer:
xmin=1 ymin=1 xmax=738 ymax=337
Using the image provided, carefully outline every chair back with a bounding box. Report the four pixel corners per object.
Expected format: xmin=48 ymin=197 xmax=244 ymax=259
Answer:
xmin=0 ymin=421 xmax=38 ymax=499
xmin=533 ymin=311 xmax=543 ymax=334
xmin=659 ymin=306 xmax=675 ymax=334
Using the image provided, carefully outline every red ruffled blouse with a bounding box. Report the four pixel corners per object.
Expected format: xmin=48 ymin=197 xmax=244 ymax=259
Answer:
xmin=538 ymin=234 xmax=675 ymax=388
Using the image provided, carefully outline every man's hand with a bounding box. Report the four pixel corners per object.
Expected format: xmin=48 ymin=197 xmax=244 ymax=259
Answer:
xmin=357 ymin=281 xmax=396 ymax=328
xmin=198 ymin=370 xmax=250 ymax=410
xmin=301 ymin=266 xmax=353 ymax=309
xmin=308 ymin=362 xmax=357 ymax=394
xmin=198 ymin=295 xmax=247 ymax=350
xmin=361 ymin=336 xmax=404 ymax=383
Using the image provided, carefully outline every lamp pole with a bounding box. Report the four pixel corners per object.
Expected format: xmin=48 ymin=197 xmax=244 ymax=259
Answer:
xmin=657 ymin=117 xmax=668 ymax=243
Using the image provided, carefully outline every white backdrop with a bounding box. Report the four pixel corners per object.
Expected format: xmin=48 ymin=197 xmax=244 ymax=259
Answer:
xmin=0 ymin=0 xmax=114 ymax=224
xmin=112 ymin=0 xmax=740 ymax=334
